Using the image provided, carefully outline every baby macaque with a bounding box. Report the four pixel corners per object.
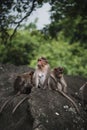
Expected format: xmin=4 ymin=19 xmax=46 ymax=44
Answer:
xmin=48 ymin=67 xmax=80 ymax=113
xmin=33 ymin=57 xmax=50 ymax=89
xmin=79 ymin=82 xmax=87 ymax=110
xmin=0 ymin=71 xmax=34 ymax=114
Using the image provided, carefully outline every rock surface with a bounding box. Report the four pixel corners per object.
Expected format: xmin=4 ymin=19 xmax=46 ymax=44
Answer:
xmin=0 ymin=63 xmax=87 ymax=130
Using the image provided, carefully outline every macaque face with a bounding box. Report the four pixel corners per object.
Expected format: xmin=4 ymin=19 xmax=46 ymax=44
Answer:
xmin=37 ymin=57 xmax=48 ymax=68
xmin=54 ymin=67 xmax=64 ymax=78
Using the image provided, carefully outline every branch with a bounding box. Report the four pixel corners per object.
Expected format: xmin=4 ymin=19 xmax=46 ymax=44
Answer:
xmin=10 ymin=0 xmax=37 ymax=41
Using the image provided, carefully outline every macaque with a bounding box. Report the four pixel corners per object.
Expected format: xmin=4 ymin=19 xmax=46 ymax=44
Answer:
xmin=79 ymin=82 xmax=87 ymax=110
xmin=33 ymin=57 xmax=50 ymax=89
xmin=0 ymin=71 xmax=34 ymax=114
xmin=49 ymin=67 xmax=67 ymax=93
xmin=14 ymin=70 xmax=34 ymax=94
xmin=48 ymin=67 xmax=80 ymax=114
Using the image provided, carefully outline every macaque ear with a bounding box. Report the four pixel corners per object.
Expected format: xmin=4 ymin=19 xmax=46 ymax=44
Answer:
xmin=41 ymin=57 xmax=48 ymax=63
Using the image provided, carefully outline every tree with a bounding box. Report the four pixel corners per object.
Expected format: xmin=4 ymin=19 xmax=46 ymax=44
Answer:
xmin=0 ymin=0 xmax=42 ymax=44
xmin=46 ymin=0 xmax=87 ymax=45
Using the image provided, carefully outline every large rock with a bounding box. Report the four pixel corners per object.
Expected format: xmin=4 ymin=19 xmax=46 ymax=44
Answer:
xmin=0 ymin=63 xmax=87 ymax=130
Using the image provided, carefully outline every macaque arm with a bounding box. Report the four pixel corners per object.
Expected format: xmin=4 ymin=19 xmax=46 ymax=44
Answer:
xmin=48 ymin=75 xmax=57 ymax=90
xmin=57 ymin=82 xmax=63 ymax=91
xmin=33 ymin=71 xmax=39 ymax=88
xmin=60 ymin=76 xmax=67 ymax=93
xmin=43 ymin=67 xmax=51 ymax=88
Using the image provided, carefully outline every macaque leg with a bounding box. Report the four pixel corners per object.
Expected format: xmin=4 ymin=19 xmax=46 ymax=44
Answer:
xmin=33 ymin=74 xmax=39 ymax=88
xmin=12 ymin=95 xmax=29 ymax=114
xmin=57 ymin=82 xmax=62 ymax=91
xmin=35 ymin=77 xmax=39 ymax=88
xmin=60 ymin=78 xmax=67 ymax=93
xmin=63 ymin=85 xmax=67 ymax=93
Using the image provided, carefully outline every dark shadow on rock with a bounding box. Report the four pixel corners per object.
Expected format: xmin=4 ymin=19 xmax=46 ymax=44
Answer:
xmin=28 ymin=87 xmax=87 ymax=130
xmin=0 ymin=63 xmax=87 ymax=130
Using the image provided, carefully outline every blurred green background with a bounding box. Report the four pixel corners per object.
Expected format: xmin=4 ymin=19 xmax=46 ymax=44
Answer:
xmin=0 ymin=0 xmax=87 ymax=77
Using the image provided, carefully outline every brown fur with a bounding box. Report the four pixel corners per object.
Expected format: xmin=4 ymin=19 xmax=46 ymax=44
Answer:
xmin=49 ymin=67 xmax=67 ymax=93
xmin=14 ymin=71 xmax=34 ymax=94
xmin=48 ymin=67 xmax=80 ymax=114
xmin=33 ymin=57 xmax=50 ymax=89
xmin=0 ymin=71 xmax=34 ymax=114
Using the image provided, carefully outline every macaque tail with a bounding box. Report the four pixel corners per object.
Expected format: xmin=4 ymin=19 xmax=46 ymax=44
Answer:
xmin=12 ymin=95 xmax=29 ymax=114
xmin=57 ymin=90 xmax=80 ymax=114
xmin=0 ymin=92 xmax=21 ymax=114
xmin=0 ymin=98 xmax=11 ymax=114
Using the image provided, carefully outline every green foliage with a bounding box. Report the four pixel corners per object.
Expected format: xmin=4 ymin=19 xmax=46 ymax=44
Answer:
xmin=0 ymin=25 xmax=87 ymax=76
xmin=0 ymin=1 xmax=87 ymax=77
xmin=47 ymin=0 xmax=87 ymax=45
xmin=0 ymin=0 xmax=39 ymax=44
xmin=30 ymin=37 xmax=87 ymax=77
xmin=0 ymin=25 xmax=45 ymax=65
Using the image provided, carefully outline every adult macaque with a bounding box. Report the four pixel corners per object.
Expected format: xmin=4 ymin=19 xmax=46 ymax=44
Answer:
xmin=49 ymin=67 xmax=67 ymax=93
xmin=0 ymin=71 xmax=34 ymax=114
xmin=79 ymin=82 xmax=87 ymax=110
xmin=33 ymin=57 xmax=50 ymax=89
xmin=48 ymin=67 xmax=80 ymax=114
xmin=14 ymin=70 xmax=34 ymax=94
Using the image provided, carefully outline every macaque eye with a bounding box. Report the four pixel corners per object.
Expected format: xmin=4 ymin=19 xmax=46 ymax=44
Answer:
xmin=54 ymin=68 xmax=57 ymax=71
